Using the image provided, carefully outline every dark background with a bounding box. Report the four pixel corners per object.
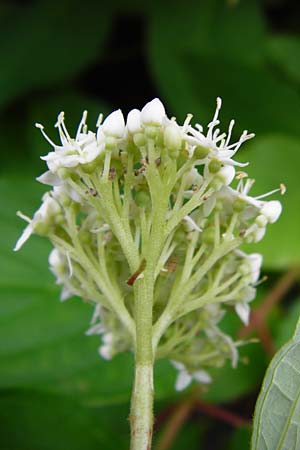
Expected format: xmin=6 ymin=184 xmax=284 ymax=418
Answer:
xmin=1 ymin=0 xmax=300 ymax=449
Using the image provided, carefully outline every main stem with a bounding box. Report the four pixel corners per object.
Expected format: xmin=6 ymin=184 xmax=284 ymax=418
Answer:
xmin=130 ymin=271 xmax=154 ymax=450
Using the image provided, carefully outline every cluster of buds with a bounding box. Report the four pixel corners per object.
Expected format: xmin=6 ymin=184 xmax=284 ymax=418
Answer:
xmin=15 ymin=98 xmax=283 ymax=391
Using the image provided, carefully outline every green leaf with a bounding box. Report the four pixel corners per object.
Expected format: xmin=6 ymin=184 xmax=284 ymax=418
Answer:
xmin=274 ymin=300 xmax=300 ymax=350
xmin=0 ymin=0 xmax=112 ymax=108
xmin=0 ymin=390 xmax=129 ymax=450
xmin=251 ymin=314 xmax=300 ymax=450
xmin=148 ymin=1 xmax=300 ymax=137
xmin=241 ymin=134 xmax=300 ymax=269
xmin=266 ymin=35 xmax=300 ymax=85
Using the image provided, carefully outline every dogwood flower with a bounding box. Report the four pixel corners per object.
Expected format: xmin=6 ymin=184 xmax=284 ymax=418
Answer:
xmin=14 ymin=193 xmax=61 ymax=251
xmin=172 ymin=361 xmax=212 ymax=391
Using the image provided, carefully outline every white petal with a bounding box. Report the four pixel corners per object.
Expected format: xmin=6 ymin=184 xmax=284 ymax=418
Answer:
xmin=218 ymin=165 xmax=235 ymax=185
xmin=175 ymin=370 xmax=192 ymax=391
xmin=203 ymin=195 xmax=216 ymax=217
xmin=248 ymin=253 xmax=263 ymax=273
xmin=49 ymin=248 xmax=61 ymax=268
xmin=183 ymin=215 xmax=202 ymax=232
xmin=85 ymin=323 xmax=105 ymax=335
xmin=36 ymin=171 xmax=63 ymax=186
xmin=193 ymin=370 xmax=212 ymax=384
xmin=127 ymin=109 xmax=142 ymax=133
xmin=60 ymin=285 xmax=73 ymax=301
xmin=141 ymin=98 xmax=165 ymax=125
xmin=99 ymin=344 xmax=112 ymax=360
xmin=171 ymin=360 xmax=185 ymax=371
xmin=102 ymin=109 xmax=125 ymax=137
xmin=235 ymin=302 xmax=250 ymax=325
xmin=14 ymin=224 xmax=33 ymax=251
xmin=260 ymin=200 xmax=282 ymax=223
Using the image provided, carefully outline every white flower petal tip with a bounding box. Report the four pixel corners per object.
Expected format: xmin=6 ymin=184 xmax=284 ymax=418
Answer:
xmin=235 ymin=302 xmax=250 ymax=326
xmin=141 ymin=98 xmax=166 ymax=125
xmin=102 ymin=109 xmax=125 ymax=137
xmin=260 ymin=200 xmax=282 ymax=223
xmin=99 ymin=345 xmax=112 ymax=360
xmin=36 ymin=171 xmax=63 ymax=186
xmin=183 ymin=215 xmax=202 ymax=232
xmin=218 ymin=165 xmax=235 ymax=185
xmin=14 ymin=224 xmax=33 ymax=251
xmin=127 ymin=109 xmax=142 ymax=134
xmin=175 ymin=370 xmax=192 ymax=391
xmin=193 ymin=370 xmax=212 ymax=384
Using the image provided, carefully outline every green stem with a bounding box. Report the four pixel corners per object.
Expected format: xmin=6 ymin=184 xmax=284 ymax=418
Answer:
xmin=130 ymin=272 xmax=154 ymax=450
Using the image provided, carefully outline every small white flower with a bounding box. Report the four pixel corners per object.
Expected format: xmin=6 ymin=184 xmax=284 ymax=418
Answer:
xmin=163 ymin=122 xmax=182 ymax=151
xmin=172 ymin=361 xmax=212 ymax=391
xmin=99 ymin=344 xmax=113 ymax=360
xmin=187 ymin=98 xmax=254 ymax=167
xmin=260 ymin=200 xmax=282 ymax=223
xmin=14 ymin=193 xmax=60 ymax=251
xmin=217 ymin=165 xmax=236 ymax=186
xmin=247 ymin=253 xmax=263 ymax=283
xmin=102 ymin=109 xmax=125 ymax=137
xmin=141 ymin=98 xmax=166 ymax=126
xmin=37 ymin=112 xmax=104 ymax=172
xmin=127 ymin=109 xmax=142 ymax=134
xmin=235 ymin=302 xmax=250 ymax=326
xmin=36 ymin=171 xmax=63 ymax=186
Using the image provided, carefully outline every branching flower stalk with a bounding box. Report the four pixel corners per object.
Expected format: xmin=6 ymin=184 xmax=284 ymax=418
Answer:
xmin=15 ymin=98 xmax=283 ymax=450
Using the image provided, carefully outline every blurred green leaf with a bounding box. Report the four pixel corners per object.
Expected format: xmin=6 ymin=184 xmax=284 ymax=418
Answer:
xmin=148 ymin=0 xmax=300 ymax=137
xmin=251 ymin=313 xmax=300 ymax=450
xmin=0 ymin=390 xmax=129 ymax=450
xmin=274 ymin=299 xmax=300 ymax=350
xmin=266 ymin=35 xmax=300 ymax=85
xmin=241 ymin=134 xmax=300 ymax=269
xmin=0 ymin=0 xmax=112 ymax=108
xmin=203 ymin=343 xmax=266 ymax=404
xmin=154 ymin=420 xmax=205 ymax=450
xmin=228 ymin=426 xmax=251 ymax=450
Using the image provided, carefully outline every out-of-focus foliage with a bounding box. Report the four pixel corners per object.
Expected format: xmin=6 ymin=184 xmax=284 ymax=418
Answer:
xmin=1 ymin=0 xmax=300 ymax=449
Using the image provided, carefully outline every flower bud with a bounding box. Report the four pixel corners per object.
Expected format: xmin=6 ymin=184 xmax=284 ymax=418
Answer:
xmin=216 ymin=165 xmax=235 ymax=186
xmin=193 ymin=145 xmax=210 ymax=159
xmin=127 ymin=109 xmax=142 ymax=134
xmin=255 ymin=214 xmax=268 ymax=228
xmin=164 ymin=123 xmax=182 ymax=152
xmin=202 ymin=227 xmax=215 ymax=245
xmin=208 ymin=158 xmax=222 ymax=174
xmin=260 ymin=200 xmax=282 ymax=223
xmin=141 ymin=98 xmax=165 ymax=126
xmin=102 ymin=109 xmax=125 ymax=138
xmin=135 ymin=190 xmax=151 ymax=208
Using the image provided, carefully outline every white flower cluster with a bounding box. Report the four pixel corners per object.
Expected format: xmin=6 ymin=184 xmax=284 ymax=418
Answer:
xmin=15 ymin=98 xmax=283 ymax=392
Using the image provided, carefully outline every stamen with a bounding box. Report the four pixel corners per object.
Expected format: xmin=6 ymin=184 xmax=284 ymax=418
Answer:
xmin=183 ymin=113 xmax=193 ymax=131
xmin=55 ymin=112 xmax=72 ymax=145
xmin=280 ymin=183 xmax=286 ymax=195
xmin=16 ymin=211 xmax=31 ymax=223
xmin=35 ymin=123 xmax=56 ymax=147
xmin=255 ymin=186 xmax=283 ymax=200
xmin=225 ymin=119 xmax=235 ymax=147
xmin=236 ymin=171 xmax=248 ymax=179
xmin=96 ymin=113 xmax=103 ymax=128
xmin=195 ymin=123 xmax=203 ymax=132
xmin=76 ymin=110 xmax=88 ymax=140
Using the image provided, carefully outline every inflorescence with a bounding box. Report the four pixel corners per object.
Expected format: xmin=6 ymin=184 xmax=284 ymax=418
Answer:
xmin=15 ymin=98 xmax=283 ymax=391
